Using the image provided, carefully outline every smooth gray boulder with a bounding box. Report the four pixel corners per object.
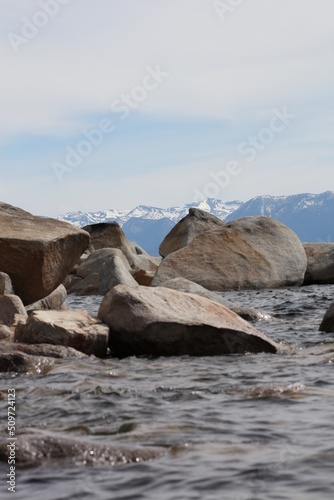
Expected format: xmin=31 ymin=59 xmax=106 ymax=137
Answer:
xmin=303 ymin=243 xmax=334 ymax=285
xmin=159 ymin=207 xmax=225 ymax=257
xmin=152 ymin=216 xmax=307 ymax=291
xmin=99 ymin=255 xmax=138 ymax=295
xmin=98 ymin=284 xmax=279 ymax=357
xmin=76 ymin=248 xmax=130 ymax=279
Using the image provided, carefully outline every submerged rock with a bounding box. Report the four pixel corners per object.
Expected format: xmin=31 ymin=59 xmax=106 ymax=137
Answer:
xmin=0 ymin=341 xmax=88 ymax=359
xmin=98 ymin=284 xmax=279 ymax=357
xmin=0 ymin=350 xmax=54 ymax=374
xmin=152 ymin=216 xmax=307 ymax=291
xmin=15 ymin=310 xmax=109 ymax=357
xmin=0 ymin=430 xmax=165 ymax=467
xmin=0 ymin=202 xmax=90 ymax=304
xmin=159 ymin=207 xmax=226 ymax=257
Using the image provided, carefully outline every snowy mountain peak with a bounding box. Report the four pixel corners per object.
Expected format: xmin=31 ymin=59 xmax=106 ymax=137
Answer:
xmin=56 ymin=198 xmax=243 ymax=228
xmin=56 ymin=191 xmax=334 ymax=254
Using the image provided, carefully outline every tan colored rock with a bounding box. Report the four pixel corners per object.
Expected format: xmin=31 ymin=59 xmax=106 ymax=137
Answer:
xmin=98 ymin=285 xmax=279 ymax=357
xmin=26 ymin=284 xmax=67 ymax=312
xmin=0 ymin=202 xmax=90 ymax=304
xmin=159 ymin=207 xmax=226 ymax=257
xmin=303 ymin=243 xmax=334 ymax=285
xmin=15 ymin=310 xmax=109 ymax=357
xmin=0 ymin=294 xmax=28 ymax=327
xmin=152 ymin=216 xmax=307 ymax=291
xmin=0 ymin=272 xmax=14 ymax=295
xmin=158 ymin=278 xmax=270 ymax=321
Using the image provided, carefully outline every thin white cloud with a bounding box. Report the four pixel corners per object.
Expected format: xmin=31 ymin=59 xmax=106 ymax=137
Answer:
xmin=0 ymin=0 xmax=333 ymax=214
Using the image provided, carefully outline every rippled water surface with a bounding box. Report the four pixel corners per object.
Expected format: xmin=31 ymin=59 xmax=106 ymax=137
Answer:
xmin=2 ymin=285 xmax=334 ymax=500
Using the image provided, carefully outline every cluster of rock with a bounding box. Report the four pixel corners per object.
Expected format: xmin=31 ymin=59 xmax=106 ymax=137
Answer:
xmin=1 ymin=201 xmax=334 ymax=372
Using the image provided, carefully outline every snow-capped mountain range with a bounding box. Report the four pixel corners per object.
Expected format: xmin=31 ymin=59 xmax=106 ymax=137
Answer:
xmin=58 ymin=199 xmax=241 ymax=228
xmin=57 ymin=191 xmax=334 ymax=255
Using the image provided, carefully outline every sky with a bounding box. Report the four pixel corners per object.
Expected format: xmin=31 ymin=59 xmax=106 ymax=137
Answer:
xmin=0 ymin=0 xmax=333 ymax=216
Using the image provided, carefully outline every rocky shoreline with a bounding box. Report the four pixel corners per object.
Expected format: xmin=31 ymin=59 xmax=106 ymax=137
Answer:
xmin=1 ymin=201 xmax=334 ymax=366
xmin=2 ymin=200 xmax=334 ymax=469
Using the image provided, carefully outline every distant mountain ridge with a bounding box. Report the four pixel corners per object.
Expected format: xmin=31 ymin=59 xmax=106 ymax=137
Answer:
xmin=57 ymin=191 xmax=334 ymax=254
xmin=225 ymin=191 xmax=334 ymax=243
xmin=57 ymin=199 xmax=241 ymax=228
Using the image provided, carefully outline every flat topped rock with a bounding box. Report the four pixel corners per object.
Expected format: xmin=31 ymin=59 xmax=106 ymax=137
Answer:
xmin=15 ymin=309 xmax=109 ymax=357
xmin=98 ymin=284 xmax=279 ymax=357
xmin=0 ymin=202 xmax=90 ymax=304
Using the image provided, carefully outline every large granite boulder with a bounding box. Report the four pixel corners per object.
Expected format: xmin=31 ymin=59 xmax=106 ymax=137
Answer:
xmin=303 ymin=243 xmax=334 ymax=285
xmin=159 ymin=207 xmax=225 ymax=257
xmin=0 ymin=202 xmax=90 ymax=304
xmin=159 ymin=277 xmax=270 ymax=321
xmin=98 ymin=284 xmax=279 ymax=357
xmin=152 ymin=216 xmax=307 ymax=291
xmin=15 ymin=310 xmax=109 ymax=357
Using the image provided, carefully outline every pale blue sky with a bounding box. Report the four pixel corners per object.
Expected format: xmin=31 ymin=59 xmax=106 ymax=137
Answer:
xmin=0 ymin=0 xmax=333 ymax=216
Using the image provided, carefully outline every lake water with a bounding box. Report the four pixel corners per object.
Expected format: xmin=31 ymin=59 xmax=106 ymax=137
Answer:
xmin=1 ymin=284 xmax=334 ymax=500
